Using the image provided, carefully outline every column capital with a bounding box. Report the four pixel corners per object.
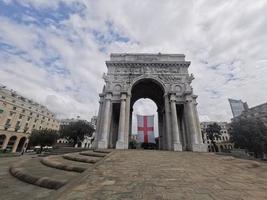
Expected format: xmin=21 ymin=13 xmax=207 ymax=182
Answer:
xmin=120 ymin=93 xmax=127 ymax=100
xmin=170 ymin=94 xmax=176 ymax=102
xmin=105 ymin=93 xmax=112 ymax=100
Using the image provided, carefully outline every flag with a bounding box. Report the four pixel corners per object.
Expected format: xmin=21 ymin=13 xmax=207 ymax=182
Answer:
xmin=137 ymin=115 xmax=155 ymax=143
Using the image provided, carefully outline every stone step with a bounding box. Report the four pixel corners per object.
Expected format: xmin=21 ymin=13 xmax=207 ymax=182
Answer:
xmin=41 ymin=155 xmax=92 ymax=173
xmin=63 ymin=153 xmax=101 ymax=163
xmin=93 ymin=149 xmax=112 ymax=154
xmin=9 ymin=157 xmax=78 ymax=189
xmin=79 ymin=151 xmax=107 ymax=157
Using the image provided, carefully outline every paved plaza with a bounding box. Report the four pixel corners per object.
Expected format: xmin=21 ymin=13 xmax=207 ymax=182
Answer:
xmin=1 ymin=151 xmax=267 ymax=200
xmin=52 ymin=150 xmax=267 ymax=200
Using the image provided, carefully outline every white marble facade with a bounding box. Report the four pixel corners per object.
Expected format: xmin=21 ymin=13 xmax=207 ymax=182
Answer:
xmin=95 ymin=53 xmax=207 ymax=152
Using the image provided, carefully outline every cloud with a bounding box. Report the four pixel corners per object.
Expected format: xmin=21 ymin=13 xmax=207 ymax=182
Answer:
xmin=0 ymin=0 xmax=267 ymax=130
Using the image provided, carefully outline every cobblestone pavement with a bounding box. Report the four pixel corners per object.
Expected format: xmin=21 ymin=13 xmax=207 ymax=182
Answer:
xmin=54 ymin=150 xmax=267 ymax=200
xmin=0 ymin=155 xmax=52 ymax=200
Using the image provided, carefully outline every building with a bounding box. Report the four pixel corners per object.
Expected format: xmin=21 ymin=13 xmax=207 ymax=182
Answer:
xmin=0 ymin=85 xmax=60 ymax=153
xmin=201 ymin=122 xmax=234 ymax=152
xmin=57 ymin=117 xmax=97 ymax=148
xmin=228 ymin=98 xmax=249 ymax=118
xmin=95 ymin=53 xmax=207 ymax=152
xmin=233 ymin=102 xmax=267 ymax=126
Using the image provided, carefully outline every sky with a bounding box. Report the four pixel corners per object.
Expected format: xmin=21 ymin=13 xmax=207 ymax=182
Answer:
xmin=0 ymin=0 xmax=267 ymax=132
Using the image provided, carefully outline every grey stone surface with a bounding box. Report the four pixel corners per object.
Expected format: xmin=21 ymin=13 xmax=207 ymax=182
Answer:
xmin=0 ymin=156 xmax=53 ymax=200
xmin=54 ymin=150 xmax=267 ymax=200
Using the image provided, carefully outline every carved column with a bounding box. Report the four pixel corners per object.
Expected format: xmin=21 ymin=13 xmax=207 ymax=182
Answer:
xmin=2 ymin=135 xmax=10 ymax=150
xmin=124 ymin=93 xmax=131 ymax=149
xmin=98 ymin=93 xmax=112 ymax=149
xmin=170 ymin=94 xmax=182 ymax=151
xmin=185 ymin=96 xmax=207 ymax=152
xmin=164 ymin=94 xmax=172 ymax=150
xmin=116 ymin=93 xmax=127 ymax=149
xmin=94 ymin=94 xmax=104 ymax=149
xmin=12 ymin=136 xmax=20 ymax=153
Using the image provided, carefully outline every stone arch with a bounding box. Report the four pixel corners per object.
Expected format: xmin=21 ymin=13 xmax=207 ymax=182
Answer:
xmin=128 ymin=75 xmax=166 ymax=95
xmin=7 ymin=136 xmax=17 ymax=151
xmin=16 ymin=137 xmax=27 ymax=152
xmin=0 ymin=134 xmax=6 ymax=148
xmin=95 ymin=53 xmax=207 ymax=152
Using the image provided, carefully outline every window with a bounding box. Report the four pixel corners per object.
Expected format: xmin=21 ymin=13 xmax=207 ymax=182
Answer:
xmin=43 ymin=116 xmax=45 ymax=120
xmin=33 ymin=124 xmax=36 ymax=129
xmin=34 ymin=119 xmax=38 ymax=123
xmin=12 ymin=100 xmax=16 ymax=103
xmin=13 ymin=106 xmax=16 ymax=110
xmin=5 ymin=119 xmax=11 ymax=125
xmin=27 ymin=117 xmax=31 ymax=121
xmin=29 ymin=107 xmax=31 ymax=109
xmin=1 ymin=96 xmax=5 ymax=99
xmin=19 ymin=114 xmax=23 ymax=119
xmin=39 ymin=126 xmax=41 ymax=130
xmin=25 ymin=123 xmax=28 ymax=127
xmin=22 ymin=109 xmax=25 ymax=113
xmin=30 ymin=112 xmax=33 ymax=116
xmin=9 ymin=111 xmax=13 ymax=116
xmin=37 ymin=114 xmax=39 ymax=118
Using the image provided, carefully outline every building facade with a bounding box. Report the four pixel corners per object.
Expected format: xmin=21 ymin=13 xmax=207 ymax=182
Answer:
xmin=0 ymin=85 xmax=60 ymax=153
xmin=232 ymin=102 xmax=267 ymax=126
xmin=95 ymin=53 xmax=207 ymax=152
xmin=201 ymin=122 xmax=234 ymax=152
xmin=228 ymin=98 xmax=249 ymax=118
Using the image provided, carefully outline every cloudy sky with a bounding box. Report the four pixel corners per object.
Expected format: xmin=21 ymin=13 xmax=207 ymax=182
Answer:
xmin=0 ymin=0 xmax=267 ymax=131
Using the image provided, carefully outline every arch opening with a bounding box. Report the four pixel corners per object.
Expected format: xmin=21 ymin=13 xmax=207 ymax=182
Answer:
xmin=0 ymin=134 xmax=6 ymax=149
xmin=131 ymin=98 xmax=158 ymax=149
xmin=16 ymin=137 xmax=26 ymax=152
xmin=129 ymin=79 xmax=165 ymax=150
xmin=7 ymin=136 xmax=17 ymax=152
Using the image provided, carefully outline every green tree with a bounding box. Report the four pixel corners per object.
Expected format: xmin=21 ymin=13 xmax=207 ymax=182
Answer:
xmin=229 ymin=119 xmax=267 ymax=158
xmin=28 ymin=129 xmax=59 ymax=152
xmin=205 ymin=123 xmax=221 ymax=152
xmin=59 ymin=120 xmax=95 ymax=147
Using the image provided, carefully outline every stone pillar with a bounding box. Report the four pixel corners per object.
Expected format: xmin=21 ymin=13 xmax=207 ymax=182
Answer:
xmin=98 ymin=93 xmax=112 ymax=149
xmin=124 ymin=94 xmax=131 ymax=149
xmin=94 ymin=95 xmax=105 ymax=148
xmin=2 ymin=135 xmax=10 ymax=150
xmin=158 ymin=110 xmax=163 ymax=150
xmin=185 ymin=96 xmax=207 ymax=152
xmin=116 ymin=93 xmax=127 ymax=149
xmin=12 ymin=136 xmax=20 ymax=153
xmin=164 ymin=94 xmax=172 ymax=150
xmin=170 ymin=94 xmax=183 ymax=151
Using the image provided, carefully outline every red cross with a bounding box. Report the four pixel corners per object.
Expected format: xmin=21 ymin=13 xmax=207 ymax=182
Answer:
xmin=138 ymin=116 xmax=154 ymax=143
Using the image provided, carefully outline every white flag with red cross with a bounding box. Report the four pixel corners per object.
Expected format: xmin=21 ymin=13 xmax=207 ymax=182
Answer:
xmin=137 ymin=115 xmax=155 ymax=143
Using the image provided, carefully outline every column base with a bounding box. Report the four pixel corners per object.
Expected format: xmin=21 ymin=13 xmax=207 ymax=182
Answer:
xmin=116 ymin=141 xmax=125 ymax=149
xmin=97 ymin=140 xmax=108 ymax=149
xmin=173 ymin=143 xmax=183 ymax=151
xmin=192 ymin=144 xmax=208 ymax=152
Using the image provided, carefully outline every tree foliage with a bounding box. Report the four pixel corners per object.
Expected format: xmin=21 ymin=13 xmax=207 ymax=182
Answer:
xmin=59 ymin=120 xmax=95 ymax=146
xmin=205 ymin=123 xmax=221 ymax=152
xmin=28 ymin=129 xmax=59 ymax=150
xmin=229 ymin=119 xmax=267 ymax=157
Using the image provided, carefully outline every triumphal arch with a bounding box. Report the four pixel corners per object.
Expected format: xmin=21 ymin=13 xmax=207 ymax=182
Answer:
xmin=95 ymin=53 xmax=207 ymax=152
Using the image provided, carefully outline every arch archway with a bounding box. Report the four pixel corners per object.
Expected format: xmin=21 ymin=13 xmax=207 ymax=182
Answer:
xmin=130 ymin=79 xmax=165 ymax=149
xmin=95 ymin=53 xmax=207 ymax=152
xmin=7 ymin=136 xmax=17 ymax=151
xmin=16 ymin=137 xmax=26 ymax=152
xmin=0 ymin=134 xmax=6 ymax=149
